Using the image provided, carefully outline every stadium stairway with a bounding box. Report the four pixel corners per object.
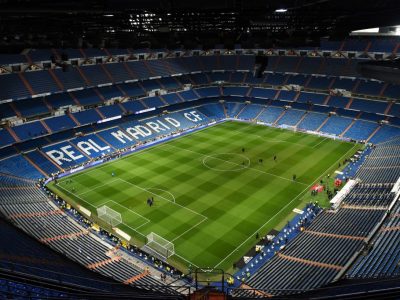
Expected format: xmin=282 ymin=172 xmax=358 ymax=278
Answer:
xmin=340 ymin=119 xmax=357 ymax=137
xmin=272 ymin=109 xmax=287 ymax=125
xmin=366 ymin=126 xmax=382 ymax=143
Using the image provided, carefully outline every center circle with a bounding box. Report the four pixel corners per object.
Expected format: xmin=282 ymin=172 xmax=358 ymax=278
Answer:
xmin=202 ymin=153 xmax=250 ymax=172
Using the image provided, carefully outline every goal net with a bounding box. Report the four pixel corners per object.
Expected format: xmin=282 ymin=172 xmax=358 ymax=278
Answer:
xmin=97 ymin=205 xmax=122 ymax=227
xmin=144 ymin=232 xmax=175 ymax=259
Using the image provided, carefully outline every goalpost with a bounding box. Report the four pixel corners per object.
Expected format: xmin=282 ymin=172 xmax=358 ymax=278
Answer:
xmin=97 ymin=205 xmax=122 ymax=227
xmin=143 ymin=232 xmax=175 ymax=260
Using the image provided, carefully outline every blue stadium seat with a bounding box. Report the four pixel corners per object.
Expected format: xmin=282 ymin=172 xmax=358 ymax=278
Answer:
xmin=257 ymin=106 xmax=284 ymax=123
xmin=335 ymin=108 xmax=359 ymax=118
xmin=0 ymin=73 xmax=31 ymax=100
xmin=158 ymin=77 xmax=181 ymax=90
xmin=14 ymin=98 xmax=49 ymax=118
xmin=388 ymin=103 xmax=400 ymax=117
xmin=23 ymin=71 xmax=60 ymax=94
xmin=72 ymin=88 xmax=103 ymax=106
xmin=331 ymin=77 xmax=357 ymax=91
xmin=96 ymin=127 xmax=137 ymax=149
xmin=45 ymin=92 xmax=76 ymax=109
xmin=237 ymin=104 xmax=263 ymax=119
xmin=245 ymin=72 xmax=265 ymax=84
xmin=141 ymin=79 xmax=162 ymax=91
xmin=53 ymin=67 xmax=86 ymax=90
xmin=286 ymin=74 xmax=308 ymax=86
xmin=97 ymin=104 xmax=124 ymax=118
xmin=272 ymin=56 xmax=299 ymax=73
xmin=103 ymin=62 xmax=133 ymax=83
xmin=236 ymin=55 xmax=255 ymax=70
xmin=44 ymin=115 xmax=76 ymax=132
xmin=219 ymin=55 xmax=237 ymax=70
xmin=320 ymin=40 xmax=342 ymax=51
xmin=208 ymin=72 xmax=230 ymax=82
xmin=298 ymin=113 xmax=327 ymax=131
xmin=83 ymin=48 xmax=107 ymax=57
xmin=277 ymin=109 xmax=305 ymax=126
xmin=297 ymin=92 xmax=327 ymax=105
xmin=277 ymin=90 xmax=297 ymax=101
xmin=344 ymin=120 xmax=378 ymax=141
xmin=194 ymin=87 xmax=220 ymax=98
xmin=369 ymin=39 xmax=398 ymax=53
xmin=356 ymin=80 xmax=384 ymax=96
xmin=0 ymin=129 xmax=16 ymax=147
xmin=42 ymin=141 xmax=88 ymax=169
xmin=0 ymin=155 xmax=42 ymax=179
xmin=121 ymin=100 xmax=147 ymax=113
xmin=72 ymin=109 xmax=102 ymax=125
xmin=383 ymin=84 xmax=400 ymax=99
xmin=178 ymin=90 xmax=199 ymax=101
xmin=189 ymin=73 xmax=210 ymax=85
xmin=197 ymin=103 xmax=225 ymax=119
xmin=25 ymin=150 xmax=60 ymax=175
xmin=229 ymin=72 xmax=245 ymax=83
xmin=298 ymin=57 xmax=323 ymax=74
xmin=97 ymin=85 xmax=124 ymax=99
xmin=56 ymin=48 xmax=84 ymax=59
xmin=369 ymin=125 xmax=400 ymax=144
xmin=162 ymin=93 xmax=182 ymax=104
xmin=164 ymin=57 xmax=188 ymax=74
xmin=146 ymin=59 xmax=170 ymax=76
xmin=320 ymin=116 xmax=353 ymax=135
xmin=264 ymin=73 xmax=286 ymax=86
xmin=343 ymin=39 xmax=368 ymax=52
xmin=250 ymin=87 xmax=277 ymax=99
xmin=126 ymin=61 xmax=152 ymax=79
xmin=13 ymin=121 xmax=48 ymax=141
xmin=118 ymin=82 xmax=145 ymax=97
xmin=350 ymin=98 xmax=388 ymax=114
xmin=180 ymin=56 xmax=203 ymax=72
xmin=27 ymin=49 xmax=53 ymax=62
xmin=328 ymin=96 xmax=349 ymax=108
xmin=307 ymin=76 xmax=332 ymax=90
xmin=0 ymin=54 xmax=27 ymax=65
xmin=80 ymin=64 xmax=110 ymax=86
xmin=199 ymin=56 xmax=218 ymax=71
xmin=142 ymin=96 xmax=166 ymax=108
xmin=0 ymin=103 xmax=17 ymax=119
xmin=70 ymin=133 xmax=114 ymax=158
xmin=223 ymin=86 xmax=249 ymax=96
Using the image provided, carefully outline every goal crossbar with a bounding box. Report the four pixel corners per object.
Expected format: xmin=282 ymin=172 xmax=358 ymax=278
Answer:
xmin=144 ymin=232 xmax=175 ymax=259
xmin=97 ymin=205 xmax=122 ymax=227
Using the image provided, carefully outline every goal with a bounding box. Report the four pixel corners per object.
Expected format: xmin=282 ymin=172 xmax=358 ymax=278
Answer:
xmin=144 ymin=232 xmax=175 ymax=259
xmin=97 ymin=205 xmax=122 ymax=227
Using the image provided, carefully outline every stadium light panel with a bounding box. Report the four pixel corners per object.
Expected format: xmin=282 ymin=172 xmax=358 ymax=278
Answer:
xmin=275 ymin=8 xmax=288 ymax=13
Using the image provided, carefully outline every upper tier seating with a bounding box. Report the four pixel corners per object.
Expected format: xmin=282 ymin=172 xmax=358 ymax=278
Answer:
xmin=12 ymin=121 xmax=49 ymax=141
xmin=0 ymin=73 xmax=31 ymax=100
xmin=23 ymin=71 xmax=60 ymax=94
xmin=53 ymin=67 xmax=87 ymax=90
xmin=80 ymin=64 xmax=111 ymax=86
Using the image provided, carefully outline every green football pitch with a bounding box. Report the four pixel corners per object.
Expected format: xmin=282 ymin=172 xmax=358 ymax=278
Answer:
xmin=48 ymin=121 xmax=360 ymax=273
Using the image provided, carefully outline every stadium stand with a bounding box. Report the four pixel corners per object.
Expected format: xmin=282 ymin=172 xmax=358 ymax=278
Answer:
xmin=1 ymin=46 xmax=400 ymax=299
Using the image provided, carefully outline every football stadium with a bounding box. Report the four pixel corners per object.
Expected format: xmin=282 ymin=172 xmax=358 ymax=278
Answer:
xmin=1 ymin=1 xmax=400 ymax=299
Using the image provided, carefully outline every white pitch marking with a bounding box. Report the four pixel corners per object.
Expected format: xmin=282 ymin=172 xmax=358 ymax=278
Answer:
xmin=202 ymin=153 xmax=250 ymax=172
xmin=76 ymin=178 xmax=120 ymax=196
xmin=116 ymin=178 xmax=208 ymax=219
xmin=212 ymin=143 xmax=359 ymax=269
xmin=166 ymin=143 xmax=308 ymax=186
xmin=312 ymin=137 xmax=328 ymax=149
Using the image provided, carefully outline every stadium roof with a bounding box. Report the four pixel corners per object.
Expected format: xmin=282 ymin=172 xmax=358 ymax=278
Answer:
xmin=0 ymin=0 xmax=400 ymax=51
